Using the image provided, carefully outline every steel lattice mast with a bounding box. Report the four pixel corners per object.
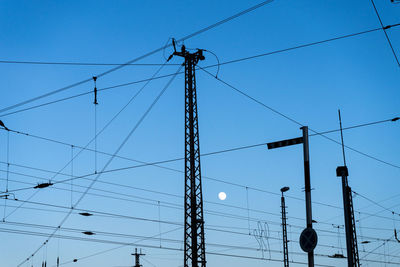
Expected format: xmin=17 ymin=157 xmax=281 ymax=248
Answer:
xmin=336 ymin=110 xmax=360 ymax=267
xmin=281 ymin=187 xmax=290 ymax=267
xmin=169 ymin=42 xmax=206 ymax=267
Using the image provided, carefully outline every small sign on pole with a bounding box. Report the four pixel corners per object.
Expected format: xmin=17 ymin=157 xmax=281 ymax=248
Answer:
xmin=267 ymin=137 xmax=303 ymax=149
xmin=300 ymin=227 xmax=318 ymax=253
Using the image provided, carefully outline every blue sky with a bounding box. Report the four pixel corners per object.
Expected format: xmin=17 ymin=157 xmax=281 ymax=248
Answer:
xmin=0 ymin=0 xmax=399 ymax=266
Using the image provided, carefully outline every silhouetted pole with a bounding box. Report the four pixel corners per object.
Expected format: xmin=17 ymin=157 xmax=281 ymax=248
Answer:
xmin=301 ymin=126 xmax=314 ymax=267
xmin=169 ymin=41 xmax=206 ymax=267
xmin=267 ymin=127 xmax=317 ymax=267
xmin=132 ymin=248 xmax=145 ymax=267
xmin=281 ymin=187 xmax=290 ymax=267
xmin=336 ymin=110 xmax=360 ymax=267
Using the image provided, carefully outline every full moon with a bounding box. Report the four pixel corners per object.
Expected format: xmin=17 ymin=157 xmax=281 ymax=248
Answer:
xmin=218 ymin=192 xmax=227 ymax=201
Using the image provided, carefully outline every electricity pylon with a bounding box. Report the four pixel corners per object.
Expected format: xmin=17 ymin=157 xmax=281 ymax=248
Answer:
xmin=169 ymin=40 xmax=206 ymax=267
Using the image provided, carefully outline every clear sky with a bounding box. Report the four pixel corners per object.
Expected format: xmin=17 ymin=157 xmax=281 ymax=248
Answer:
xmin=0 ymin=0 xmax=399 ymax=266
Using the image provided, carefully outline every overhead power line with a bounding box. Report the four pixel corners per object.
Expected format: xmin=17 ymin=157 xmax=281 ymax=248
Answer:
xmin=2 ymin=60 xmax=170 ymax=221
xmin=1 ymin=22 xmax=400 ymax=69
xmin=3 ymin=225 xmax=400 ymax=266
xmin=1 ymin=116 xmax=397 ymax=169
xmin=2 ymin=115 xmax=398 ymax=200
xmin=0 ymin=60 xmax=178 ymax=66
xmin=369 ymin=0 xmax=400 ymax=67
xmin=0 ymin=0 xmax=274 ymax=115
xmin=2 ymin=196 xmax=396 ymax=246
xmin=2 ymin=22 xmax=400 ymax=118
xmin=199 ymin=67 xmax=400 ymax=170
xmin=3 ymin=220 xmax=399 ymax=264
xmin=352 ymin=190 xmax=400 ymax=217
xmin=16 ymin=66 xmax=183 ymax=267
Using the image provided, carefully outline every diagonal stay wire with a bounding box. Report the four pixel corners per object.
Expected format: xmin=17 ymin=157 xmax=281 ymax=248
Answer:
xmin=370 ymin=0 xmax=400 ymax=67
xmin=51 ymin=227 xmax=182 ymax=267
xmin=1 ymin=117 xmax=397 ymax=173
xmin=352 ymin=190 xmax=400 ymax=217
xmin=0 ymin=72 xmax=181 ymax=117
xmin=17 ymin=65 xmax=183 ymax=266
xmin=3 ymin=115 xmax=399 ymax=195
xmin=199 ymin=67 xmax=400 ymax=170
xmin=3 ymin=62 xmax=169 ymax=220
xmin=217 ymin=26 xmax=393 ymax=67
xmin=0 ymin=60 xmax=178 ymax=66
xmin=0 ymin=0 xmax=273 ymax=115
xmin=3 ymin=22 xmax=400 ymax=118
xmin=360 ymin=237 xmax=392 ymax=260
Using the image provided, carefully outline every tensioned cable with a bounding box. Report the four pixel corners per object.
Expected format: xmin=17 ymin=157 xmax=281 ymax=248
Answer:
xmin=320 ymin=189 xmax=400 ymax=224
xmin=5 ymin=226 xmax=399 ymax=266
xmin=370 ymin=0 xmax=400 ymax=67
xmin=5 ymin=151 xmax=400 ymax=223
xmin=0 ymin=60 xmax=178 ymax=66
xmin=3 ymin=166 xmax=385 ymax=225
xmin=2 ymin=62 xmax=169 ymax=223
xmin=360 ymin=237 xmax=392 ymax=260
xmin=352 ymin=190 xmax=400 ymax=217
xmin=1 ymin=227 xmax=341 ymax=266
xmin=1 ymin=22 xmax=399 ymax=70
xmin=0 ymin=0 xmax=274 ymax=115
xmin=16 ymin=65 xmax=183 ymax=267
xmin=2 ymin=116 xmax=396 ymax=168
xmin=3 ymin=175 xmax=399 ymax=245
xmin=3 ymin=22 xmax=400 ymax=118
xmin=3 ymin=115 xmax=398 ymax=196
xmin=50 ymin=228 xmax=182 ymax=267
xmin=21 ymin=228 xmax=339 ymax=267
xmin=199 ymin=67 xmax=400 ymax=170
xmin=2 ymin=202 xmax=393 ymax=248
xmin=4 ymin=221 xmax=398 ymax=261
xmin=5 ymin=162 xmax=400 ymax=224
xmin=2 ymin=196 xmax=395 ymax=246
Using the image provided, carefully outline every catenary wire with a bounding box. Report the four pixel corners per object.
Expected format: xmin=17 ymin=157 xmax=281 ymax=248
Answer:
xmin=3 ymin=226 xmax=399 ymax=266
xmin=352 ymin=190 xmax=400 ymax=217
xmin=5 ymin=166 xmax=400 ymax=229
xmin=2 ymin=184 xmax=398 ymax=246
xmin=2 ymin=22 xmax=400 ymax=119
xmin=16 ymin=66 xmax=183 ymax=266
xmin=2 ymin=60 xmax=170 ymax=222
xmin=2 ymin=115 xmax=398 ymax=196
xmin=0 ymin=60 xmax=179 ymax=66
xmin=0 ymin=0 xmax=274 ymax=115
xmin=369 ymin=0 xmax=400 ymax=67
xmin=199 ymin=67 xmax=400 ymax=170
xmin=3 ymin=221 xmax=399 ymax=262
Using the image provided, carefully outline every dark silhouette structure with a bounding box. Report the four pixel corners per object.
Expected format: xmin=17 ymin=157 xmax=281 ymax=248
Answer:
xmin=169 ymin=40 xmax=206 ymax=267
xmin=336 ymin=110 xmax=360 ymax=267
xmin=132 ymin=248 xmax=145 ymax=267
xmin=281 ymin=187 xmax=290 ymax=267
xmin=268 ymin=127 xmax=317 ymax=267
xmin=0 ymin=120 xmax=9 ymax=131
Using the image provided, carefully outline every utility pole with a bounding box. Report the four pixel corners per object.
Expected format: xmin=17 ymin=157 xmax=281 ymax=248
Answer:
xmin=281 ymin=187 xmax=290 ymax=267
xmin=169 ymin=40 xmax=206 ymax=267
xmin=302 ymin=126 xmax=315 ymax=267
xmin=268 ymin=126 xmax=317 ymax=267
xmin=132 ymin=248 xmax=145 ymax=267
xmin=336 ymin=111 xmax=360 ymax=267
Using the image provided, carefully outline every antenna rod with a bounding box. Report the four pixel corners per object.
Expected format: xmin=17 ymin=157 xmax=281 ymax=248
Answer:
xmin=338 ymin=109 xmax=346 ymax=166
